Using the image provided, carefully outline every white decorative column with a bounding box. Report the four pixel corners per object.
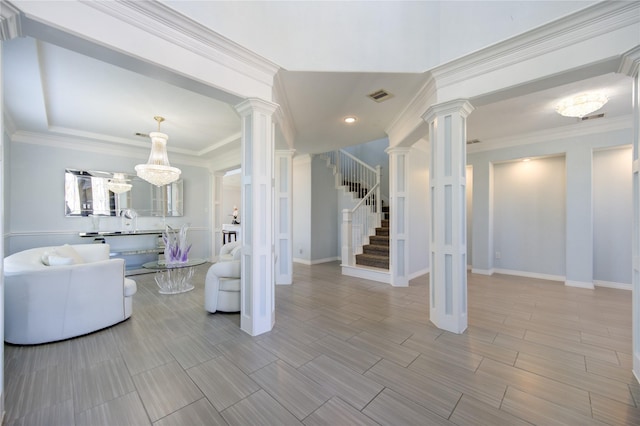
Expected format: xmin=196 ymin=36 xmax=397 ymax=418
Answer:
xmin=387 ymin=147 xmax=411 ymax=287
xmin=235 ymin=98 xmax=278 ymax=336
xmin=212 ymin=171 xmax=224 ymax=261
xmin=275 ymin=149 xmax=294 ymax=285
xmin=1 ymin=4 xmax=21 ymax=415
xmin=622 ymin=47 xmax=640 ymax=383
xmin=423 ymin=99 xmax=474 ymax=334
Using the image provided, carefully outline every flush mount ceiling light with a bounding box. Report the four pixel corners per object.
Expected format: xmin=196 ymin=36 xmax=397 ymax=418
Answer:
xmin=555 ymin=92 xmax=608 ymax=118
xmin=107 ymin=172 xmax=132 ymax=194
xmin=135 ymin=116 xmax=181 ymax=187
xmin=344 ymin=116 xmax=357 ymax=124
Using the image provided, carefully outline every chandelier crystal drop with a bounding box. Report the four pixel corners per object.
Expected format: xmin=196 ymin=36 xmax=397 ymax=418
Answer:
xmin=107 ymin=172 xmax=132 ymax=194
xmin=135 ymin=116 xmax=181 ymax=187
xmin=555 ymin=92 xmax=608 ymax=118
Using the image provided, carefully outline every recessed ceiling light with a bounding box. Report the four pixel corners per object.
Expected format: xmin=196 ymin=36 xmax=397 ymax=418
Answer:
xmin=344 ymin=116 xmax=357 ymax=124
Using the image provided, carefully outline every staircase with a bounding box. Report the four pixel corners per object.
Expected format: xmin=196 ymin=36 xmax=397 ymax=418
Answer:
xmin=322 ymin=149 xmax=391 ymax=282
xmin=355 ymin=206 xmax=389 ymax=269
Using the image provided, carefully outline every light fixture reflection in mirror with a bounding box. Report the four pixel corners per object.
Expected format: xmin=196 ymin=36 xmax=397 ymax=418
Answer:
xmin=64 ymin=169 xmax=183 ymax=217
xmin=107 ymin=173 xmax=132 ymax=194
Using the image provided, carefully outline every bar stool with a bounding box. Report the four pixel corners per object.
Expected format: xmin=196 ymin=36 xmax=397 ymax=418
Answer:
xmin=222 ymin=230 xmax=237 ymax=245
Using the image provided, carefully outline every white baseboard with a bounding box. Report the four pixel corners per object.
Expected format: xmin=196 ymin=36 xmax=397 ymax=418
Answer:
xmin=409 ymin=267 xmax=429 ymax=280
xmin=594 ymin=280 xmax=632 ymax=291
xmin=293 ymin=256 xmax=340 ymax=265
xmin=341 ymin=265 xmax=390 ymax=284
xmin=565 ymin=280 xmax=595 ymax=289
xmin=493 ymin=268 xmax=565 ymax=283
xmin=471 ymin=268 xmax=494 ymax=275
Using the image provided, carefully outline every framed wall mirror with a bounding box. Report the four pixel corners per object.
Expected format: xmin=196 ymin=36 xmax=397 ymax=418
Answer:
xmin=64 ymin=169 xmax=183 ymax=217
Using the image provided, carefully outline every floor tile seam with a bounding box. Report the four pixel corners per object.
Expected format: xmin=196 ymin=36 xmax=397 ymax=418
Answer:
xmin=523 ymin=330 xmax=628 ymax=358
xmin=584 ymin=361 xmax=638 ymax=386
xmin=477 ymin=356 xmax=594 ymax=398
xmin=364 ymin=359 xmax=464 ymax=406
xmin=491 ymin=333 xmax=600 ymax=365
xmin=73 ymin=390 xmax=150 ymax=426
xmin=501 ymin=384 xmax=594 ymax=425
xmin=509 ymin=359 xmax=636 ymax=405
xmin=243 ymin=378 xmax=327 ymax=423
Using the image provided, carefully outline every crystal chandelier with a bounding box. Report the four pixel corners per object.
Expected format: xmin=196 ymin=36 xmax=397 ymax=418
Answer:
xmin=135 ymin=116 xmax=181 ymax=187
xmin=555 ymin=92 xmax=608 ymax=118
xmin=107 ymin=172 xmax=132 ymax=194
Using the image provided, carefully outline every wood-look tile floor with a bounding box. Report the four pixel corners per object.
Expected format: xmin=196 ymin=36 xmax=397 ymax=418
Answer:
xmin=4 ymin=262 xmax=638 ymax=425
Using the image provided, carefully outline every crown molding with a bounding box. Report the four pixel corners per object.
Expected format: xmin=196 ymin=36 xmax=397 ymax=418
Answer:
xmin=467 ymin=114 xmax=633 ymax=155
xmin=10 ymin=130 xmax=210 ymax=168
xmin=197 ymin=132 xmax=241 ymax=157
xmin=619 ymin=46 xmax=640 ymax=77
xmin=1 ymin=1 xmax=22 ymax=40
xmin=3 ymin=110 xmax=17 ymax=136
xmin=431 ymin=1 xmax=640 ymax=90
xmin=83 ymin=0 xmax=280 ymax=88
xmin=385 ymin=74 xmax=436 ymax=147
xmin=272 ymin=72 xmax=297 ymax=150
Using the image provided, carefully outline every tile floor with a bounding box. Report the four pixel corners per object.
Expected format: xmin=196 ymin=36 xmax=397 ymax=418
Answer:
xmin=3 ymin=262 xmax=638 ymax=425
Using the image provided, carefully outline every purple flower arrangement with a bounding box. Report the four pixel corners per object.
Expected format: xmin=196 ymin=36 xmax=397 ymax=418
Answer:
xmin=163 ymin=224 xmax=191 ymax=265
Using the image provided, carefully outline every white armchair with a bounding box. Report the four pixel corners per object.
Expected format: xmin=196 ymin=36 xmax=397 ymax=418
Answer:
xmin=205 ymin=260 xmax=240 ymax=313
xmin=218 ymin=241 xmax=241 ymax=262
xmin=3 ymin=243 xmax=137 ymax=344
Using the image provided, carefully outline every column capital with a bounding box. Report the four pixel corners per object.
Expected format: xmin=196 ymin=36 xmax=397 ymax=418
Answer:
xmin=1 ymin=2 xmax=23 ymax=40
xmin=235 ymin=98 xmax=279 ymax=117
xmin=275 ymin=149 xmax=296 ymax=157
xmin=422 ymin=99 xmax=474 ymax=123
xmin=385 ymin=146 xmax=412 ymax=155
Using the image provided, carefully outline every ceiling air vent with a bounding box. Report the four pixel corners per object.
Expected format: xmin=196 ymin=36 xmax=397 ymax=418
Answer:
xmin=581 ymin=113 xmax=605 ymax=121
xmin=367 ymin=89 xmax=394 ymax=103
xmin=466 ymin=139 xmax=481 ymax=145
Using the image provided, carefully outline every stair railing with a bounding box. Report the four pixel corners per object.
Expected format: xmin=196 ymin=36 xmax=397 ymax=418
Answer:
xmin=341 ymin=182 xmax=381 ymax=267
xmin=324 ymin=149 xmax=382 ymax=267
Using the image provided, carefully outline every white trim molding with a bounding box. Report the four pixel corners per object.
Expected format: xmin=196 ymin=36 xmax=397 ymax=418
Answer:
xmin=594 ymin=280 xmax=632 ymax=291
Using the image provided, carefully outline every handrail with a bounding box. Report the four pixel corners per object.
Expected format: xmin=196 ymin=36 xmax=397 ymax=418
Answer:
xmin=339 ymin=149 xmax=377 ymax=173
xmin=351 ymin=183 xmax=379 ymax=213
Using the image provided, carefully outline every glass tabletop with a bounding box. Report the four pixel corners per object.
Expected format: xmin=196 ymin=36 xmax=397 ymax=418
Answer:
xmin=142 ymin=258 xmax=207 ymax=270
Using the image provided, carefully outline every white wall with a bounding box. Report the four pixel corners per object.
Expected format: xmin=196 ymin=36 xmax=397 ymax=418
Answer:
xmin=169 ymin=1 xmax=591 ymax=72
xmin=311 ymin=155 xmax=339 ymax=261
xmin=593 ymin=146 xmax=633 ymax=285
xmin=7 ymin=141 xmax=211 ymax=259
xmin=293 ymin=155 xmax=312 ymax=262
xmin=466 ymin=165 xmax=473 ymax=267
xmin=493 ymin=156 xmax=567 ymax=277
xmin=468 ymin=123 xmax=633 ymax=285
xmin=408 ymin=142 xmax=430 ymax=278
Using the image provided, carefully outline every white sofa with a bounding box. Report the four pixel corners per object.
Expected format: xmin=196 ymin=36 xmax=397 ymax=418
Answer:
xmin=4 ymin=243 xmax=137 ymax=345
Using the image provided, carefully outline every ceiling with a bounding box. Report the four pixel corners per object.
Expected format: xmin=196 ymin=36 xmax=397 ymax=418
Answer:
xmin=2 ymin=14 xmax=633 ymax=168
